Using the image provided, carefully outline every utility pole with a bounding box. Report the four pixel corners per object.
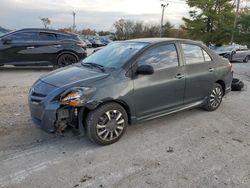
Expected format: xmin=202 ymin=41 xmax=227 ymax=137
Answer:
xmin=160 ymin=2 xmax=169 ymax=37
xmin=72 ymin=11 xmax=76 ymax=32
xmin=231 ymin=0 xmax=240 ymax=44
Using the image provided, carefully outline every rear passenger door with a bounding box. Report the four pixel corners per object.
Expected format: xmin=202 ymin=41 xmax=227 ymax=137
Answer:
xmin=181 ymin=43 xmax=215 ymax=104
xmin=33 ymin=32 xmax=62 ymax=63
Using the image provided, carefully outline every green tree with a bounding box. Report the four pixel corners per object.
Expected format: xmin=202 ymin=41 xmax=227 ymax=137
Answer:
xmin=235 ymin=11 xmax=250 ymax=47
xmin=183 ymin=0 xmax=235 ymax=45
xmin=162 ymin=21 xmax=174 ymax=37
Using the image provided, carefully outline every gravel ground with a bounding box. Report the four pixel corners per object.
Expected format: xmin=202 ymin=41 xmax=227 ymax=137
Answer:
xmin=0 ymin=62 xmax=249 ymax=188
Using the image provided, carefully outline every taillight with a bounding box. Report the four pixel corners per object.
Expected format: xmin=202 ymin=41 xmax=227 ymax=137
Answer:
xmin=77 ymin=42 xmax=86 ymax=48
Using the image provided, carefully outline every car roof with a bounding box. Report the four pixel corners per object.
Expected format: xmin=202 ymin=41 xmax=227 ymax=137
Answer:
xmin=126 ymin=38 xmax=202 ymax=45
xmin=11 ymin=28 xmax=77 ymax=36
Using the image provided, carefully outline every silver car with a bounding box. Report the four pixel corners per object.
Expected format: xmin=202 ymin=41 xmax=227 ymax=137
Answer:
xmin=215 ymin=45 xmax=250 ymax=63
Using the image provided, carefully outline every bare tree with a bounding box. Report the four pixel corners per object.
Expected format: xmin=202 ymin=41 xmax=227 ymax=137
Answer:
xmin=113 ymin=18 xmax=186 ymax=40
xmin=40 ymin=17 xmax=51 ymax=29
xmin=113 ymin=19 xmax=126 ymax=39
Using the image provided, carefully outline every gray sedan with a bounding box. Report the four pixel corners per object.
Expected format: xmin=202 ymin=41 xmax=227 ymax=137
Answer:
xmin=215 ymin=45 xmax=250 ymax=63
xmin=29 ymin=38 xmax=233 ymax=145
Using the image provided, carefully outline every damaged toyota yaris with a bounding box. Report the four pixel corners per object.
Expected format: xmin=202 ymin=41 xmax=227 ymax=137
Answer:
xmin=29 ymin=38 xmax=233 ymax=145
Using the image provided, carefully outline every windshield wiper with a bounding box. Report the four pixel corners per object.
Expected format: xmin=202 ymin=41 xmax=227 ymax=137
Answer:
xmin=81 ymin=62 xmax=105 ymax=72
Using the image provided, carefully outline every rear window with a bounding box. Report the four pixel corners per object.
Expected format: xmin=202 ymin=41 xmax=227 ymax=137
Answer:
xmin=38 ymin=32 xmax=57 ymax=41
xmin=182 ymin=44 xmax=212 ymax=64
xmin=202 ymin=49 xmax=212 ymax=62
xmin=57 ymin=34 xmax=73 ymax=40
xmin=182 ymin=44 xmax=204 ymax=64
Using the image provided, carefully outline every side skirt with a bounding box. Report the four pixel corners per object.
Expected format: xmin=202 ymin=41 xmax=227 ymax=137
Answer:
xmin=134 ymin=100 xmax=205 ymax=123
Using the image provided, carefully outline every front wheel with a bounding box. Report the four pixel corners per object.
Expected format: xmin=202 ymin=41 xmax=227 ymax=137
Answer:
xmin=86 ymin=103 xmax=128 ymax=145
xmin=203 ymin=83 xmax=223 ymax=111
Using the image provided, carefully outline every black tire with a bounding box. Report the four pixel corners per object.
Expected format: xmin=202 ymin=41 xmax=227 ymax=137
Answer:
xmin=57 ymin=54 xmax=77 ymax=67
xmin=244 ymin=55 xmax=250 ymax=63
xmin=86 ymin=102 xmax=128 ymax=145
xmin=231 ymin=78 xmax=244 ymax=91
xmin=204 ymin=83 xmax=223 ymax=111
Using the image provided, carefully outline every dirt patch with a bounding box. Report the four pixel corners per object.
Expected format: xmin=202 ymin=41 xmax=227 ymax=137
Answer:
xmin=0 ymin=86 xmax=30 ymax=128
xmin=0 ymin=127 xmax=12 ymax=136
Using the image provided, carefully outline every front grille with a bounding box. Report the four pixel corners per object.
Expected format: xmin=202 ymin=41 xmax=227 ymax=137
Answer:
xmin=32 ymin=92 xmax=46 ymax=98
xmin=30 ymin=91 xmax=47 ymax=103
xmin=29 ymin=80 xmax=57 ymax=103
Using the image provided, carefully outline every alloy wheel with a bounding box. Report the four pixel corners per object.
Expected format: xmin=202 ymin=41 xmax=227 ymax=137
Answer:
xmin=58 ymin=54 xmax=77 ymax=67
xmin=96 ymin=110 xmax=125 ymax=142
xmin=209 ymin=86 xmax=223 ymax=108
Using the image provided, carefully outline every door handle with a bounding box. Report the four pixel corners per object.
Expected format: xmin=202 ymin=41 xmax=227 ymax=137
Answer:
xmin=175 ymin=74 xmax=185 ymax=79
xmin=27 ymin=46 xmax=35 ymax=49
xmin=208 ymin=68 xmax=214 ymax=72
xmin=54 ymin=45 xmax=62 ymax=48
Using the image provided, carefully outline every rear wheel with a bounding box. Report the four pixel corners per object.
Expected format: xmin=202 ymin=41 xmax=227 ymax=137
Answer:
xmin=204 ymin=83 xmax=223 ymax=111
xmin=57 ymin=54 xmax=77 ymax=67
xmin=86 ymin=102 xmax=128 ymax=145
xmin=244 ymin=55 xmax=250 ymax=63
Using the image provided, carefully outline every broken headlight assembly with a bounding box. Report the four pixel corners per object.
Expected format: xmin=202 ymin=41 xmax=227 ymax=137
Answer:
xmin=60 ymin=87 xmax=96 ymax=107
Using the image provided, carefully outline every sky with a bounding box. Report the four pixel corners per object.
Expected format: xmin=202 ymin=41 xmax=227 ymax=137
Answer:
xmin=0 ymin=0 xmax=189 ymax=31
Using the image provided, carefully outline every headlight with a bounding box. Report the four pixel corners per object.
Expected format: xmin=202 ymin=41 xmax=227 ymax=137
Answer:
xmin=60 ymin=87 xmax=96 ymax=107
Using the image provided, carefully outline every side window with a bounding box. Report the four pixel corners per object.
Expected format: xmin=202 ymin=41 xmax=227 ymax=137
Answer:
xmin=182 ymin=44 xmax=204 ymax=64
xmin=9 ymin=32 xmax=36 ymax=42
xmin=38 ymin=32 xmax=57 ymax=41
xmin=57 ymin=34 xmax=71 ymax=40
xmin=202 ymin=49 xmax=212 ymax=62
xmin=137 ymin=44 xmax=179 ymax=70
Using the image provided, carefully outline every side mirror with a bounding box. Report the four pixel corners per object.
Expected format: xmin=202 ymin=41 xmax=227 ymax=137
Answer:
xmin=2 ymin=38 xmax=12 ymax=45
xmin=136 ymin=65 xmax=154 ymax=75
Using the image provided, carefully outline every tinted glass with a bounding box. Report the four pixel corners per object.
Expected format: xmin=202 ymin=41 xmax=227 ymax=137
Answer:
xmin=82 ymin=42 xmax=149 ymax=69
xmin=9 ymin=32 xmax=36 ymax=42
xmin=137 ymin=44 xmax=179 ymax=70
xmin=57 ymin=34 xmax=72 ymax=40
xmin=38 ymin=32 xmax=57 ymax=41
xmin=182 ymin=44 xmax=204 ymax=64
xmin=202 ymin=49 xmax=212 ymax=61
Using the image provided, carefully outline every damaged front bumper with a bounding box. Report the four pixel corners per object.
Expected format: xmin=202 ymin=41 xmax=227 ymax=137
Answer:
xmin=28 ymin=80 xmax=87 ymax=134
xmin=29 ymin=101 xmax=60 ymax=132
xmin=29 ymin=98 xmax=84 ymax=134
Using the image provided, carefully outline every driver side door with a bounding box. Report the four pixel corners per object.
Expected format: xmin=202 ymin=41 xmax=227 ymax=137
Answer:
xmin=132 ymin=43 xmax=185 ymax=119
xmin=0 ymin=31 xmax=37 ymax=64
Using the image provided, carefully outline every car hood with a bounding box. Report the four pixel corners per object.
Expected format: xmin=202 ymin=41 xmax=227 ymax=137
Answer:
xmin=215 ymin=50 xmax=232 ymax=54
xmin=40 ymin=64 xmax=109 ymax=87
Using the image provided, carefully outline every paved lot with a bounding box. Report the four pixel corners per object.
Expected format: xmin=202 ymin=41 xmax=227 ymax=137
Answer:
xmin=0 ymin=62 xmax=249 ymax=188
